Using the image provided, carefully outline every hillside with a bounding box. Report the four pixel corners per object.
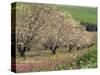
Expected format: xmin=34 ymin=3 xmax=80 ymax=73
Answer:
xmin=57 ymin=5 xmax=97 ymax=24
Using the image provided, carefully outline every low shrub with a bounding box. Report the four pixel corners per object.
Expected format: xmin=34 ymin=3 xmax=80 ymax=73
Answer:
xmin=76 ymin=45 xmax=97 ymax=68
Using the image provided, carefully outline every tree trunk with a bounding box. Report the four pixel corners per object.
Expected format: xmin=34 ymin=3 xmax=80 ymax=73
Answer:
xmin=50 ymin=47 xmax=56 ymax=54
xmin=69 ymin=45 xmax=73 ymax=52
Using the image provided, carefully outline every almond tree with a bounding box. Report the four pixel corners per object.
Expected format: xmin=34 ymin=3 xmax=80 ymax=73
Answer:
xmin=13 ymin=2 xmax=94 ymax=56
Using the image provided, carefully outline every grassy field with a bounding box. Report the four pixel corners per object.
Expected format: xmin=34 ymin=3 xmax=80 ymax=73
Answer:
xmin=57 ymin=5 xmax=97 ymax=24
xmin=16 ymin=43 xmax=97 ymax=72
xmin=15 ymin=32 xmax=97 ymax=72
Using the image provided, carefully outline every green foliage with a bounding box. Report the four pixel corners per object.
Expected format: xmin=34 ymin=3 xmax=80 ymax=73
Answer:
xmin=57 ymin=5 xmax=97 ymax=24
xmin=56 ymin=64 xmax=66 ymax=70
xmin=76 ymin=45 xmax=97 ymax=68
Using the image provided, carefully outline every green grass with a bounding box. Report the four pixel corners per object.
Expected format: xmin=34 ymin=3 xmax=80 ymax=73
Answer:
xmin=76 ymin=45 xmax=97 ymax=68
xmin=16 ymin=45 xmax=97 ymax=72
xmin=57 ymin=5 xmax=97 ymax=24
xmin=16 ymin=32 xmax=97 ymax=72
